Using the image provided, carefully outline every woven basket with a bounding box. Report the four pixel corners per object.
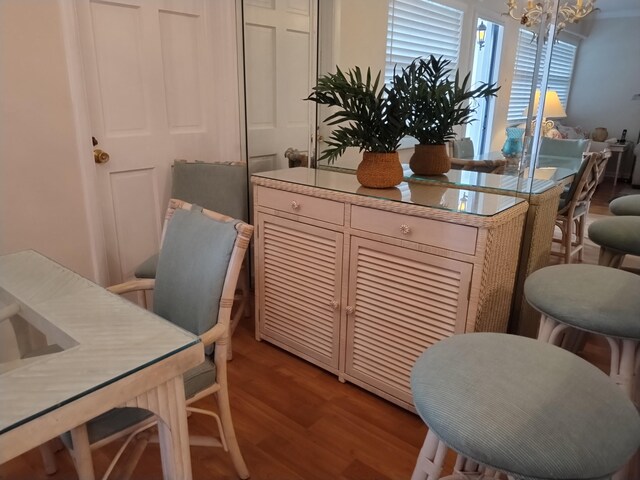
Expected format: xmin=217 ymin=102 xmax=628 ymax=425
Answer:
xmin=356 ymin=152 xmax=403 ymax=188
xmin=409 ymin=144 xmax=451 ymax=175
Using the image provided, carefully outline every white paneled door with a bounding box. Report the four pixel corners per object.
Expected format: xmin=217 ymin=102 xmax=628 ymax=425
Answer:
xmin=243 ymin=0 xmax=316 ymax=176
xmin=76 ymin=0 xmax=241 ymax=283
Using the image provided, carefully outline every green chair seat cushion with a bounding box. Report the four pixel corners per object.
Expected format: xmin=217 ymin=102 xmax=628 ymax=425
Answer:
xmin=411 ymin=333 xmax=640 ymax=480
xmin=587 ymin=216 xmax=640 ymax=256
xmin=524 ymin=264 xmax=640 ymax=339
xmin=610 ymin=195 xmax=640 ymax=216
xmin=134 ymin=253 xmax=158 ymax=279
xmin=61 ymin=358 xmax=216 ymax=447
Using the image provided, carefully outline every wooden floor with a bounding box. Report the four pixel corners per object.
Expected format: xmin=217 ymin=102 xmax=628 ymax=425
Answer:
xmin=1 ymin=178 xmax=637 ymax=480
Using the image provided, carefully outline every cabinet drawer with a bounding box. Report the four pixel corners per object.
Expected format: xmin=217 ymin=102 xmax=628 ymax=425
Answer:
xmin=351 ymin=205 xmax=477 ymax=255
xmin=256 ymin=186 xmax=344 ymax=225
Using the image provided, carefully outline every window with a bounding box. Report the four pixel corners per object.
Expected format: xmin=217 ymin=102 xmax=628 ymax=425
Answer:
xmin=507 ymin=29 xmax=578 ymax=123
xmin=385 ymin=0 xmax=464 ymax=84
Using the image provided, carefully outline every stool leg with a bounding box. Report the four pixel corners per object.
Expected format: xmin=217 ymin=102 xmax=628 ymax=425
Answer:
xmin=598 ymin=247 xmax=625 ymax=268
xmin=411 ymin=429 xmax=448 ymax=480
xmin=537 ymin=315 xmax=570 ymax=345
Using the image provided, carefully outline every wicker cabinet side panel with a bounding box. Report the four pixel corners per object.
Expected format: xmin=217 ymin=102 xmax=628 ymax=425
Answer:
xmin=344 ymin=237 xmax=473 ymax=404
xmin=256 ymin=213 xmax=343 ymax=370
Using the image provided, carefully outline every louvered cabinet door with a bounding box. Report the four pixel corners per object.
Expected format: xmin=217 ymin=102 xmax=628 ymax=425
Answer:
xmin=257 ymin=214 xmax=343 ymax=370
xmin=344 ymin=237 xmax=473 ymax=405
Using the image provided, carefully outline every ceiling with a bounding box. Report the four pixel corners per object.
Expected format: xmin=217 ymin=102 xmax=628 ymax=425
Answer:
xmin=595 ymin=0 xmax=640 ymax=17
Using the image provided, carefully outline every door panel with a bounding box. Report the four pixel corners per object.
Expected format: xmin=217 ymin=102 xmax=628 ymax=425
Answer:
xmin=244 ymin=0 xmax=315 ymax=176
xmin=77 ymin=0 xmax=241 ymax=283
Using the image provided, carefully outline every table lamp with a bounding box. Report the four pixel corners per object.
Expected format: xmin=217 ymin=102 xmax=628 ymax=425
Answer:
xmin=523 ymin=89 xmax=567 ymax=137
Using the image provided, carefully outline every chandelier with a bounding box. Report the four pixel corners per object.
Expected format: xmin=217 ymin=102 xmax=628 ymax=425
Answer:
xmin=505 ymin=0 xmax=598 ymax=34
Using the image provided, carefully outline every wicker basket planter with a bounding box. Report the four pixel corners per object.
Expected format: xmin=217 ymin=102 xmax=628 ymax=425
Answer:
xmin=356 ymin=152 xmax=403 ymax=188
xmin=409 ymin=144 xmax=451 ymax=176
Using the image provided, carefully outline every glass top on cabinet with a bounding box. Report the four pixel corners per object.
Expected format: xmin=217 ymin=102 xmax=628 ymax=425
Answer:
xmin=252 ymin=168 xmax=525 ymax=217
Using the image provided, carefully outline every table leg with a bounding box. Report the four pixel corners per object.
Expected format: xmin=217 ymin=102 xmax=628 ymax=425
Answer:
xmin=613 ymin=151 xmax=622 ymax=188
xmin=70 ymin=424 xmax=96 ymax=480
xmin=127 ymin=375 xmax=192 ymax=480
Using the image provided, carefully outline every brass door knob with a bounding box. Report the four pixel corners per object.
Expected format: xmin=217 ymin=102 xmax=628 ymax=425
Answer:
xmin=94 ymin=149 xmax=110 ymax=164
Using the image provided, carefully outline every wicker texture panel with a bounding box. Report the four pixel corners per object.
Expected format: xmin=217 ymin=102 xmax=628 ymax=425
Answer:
xmin=261 ymin=220 xmax=339 ymax=365
xmin=347 ymin=242 xmax=470 ymax=401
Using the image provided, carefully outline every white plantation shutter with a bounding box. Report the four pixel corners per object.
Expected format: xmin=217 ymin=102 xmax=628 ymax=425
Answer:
xmin=385 ymin=0 xmax=464 ymax=84
xmin=507 ymin=29 xmax=578 ymax=123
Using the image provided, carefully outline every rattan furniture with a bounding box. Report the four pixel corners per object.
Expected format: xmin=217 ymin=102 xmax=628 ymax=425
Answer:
xmin=410 ymin=333 xmax=640 ymax=480
xmin=252 ymin=168 xmax=527 ymax=411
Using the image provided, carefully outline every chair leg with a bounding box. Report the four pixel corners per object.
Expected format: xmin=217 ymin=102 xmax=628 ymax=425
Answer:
xmin=70 ymin=424 xmax=96 ymax=480
xmin=598 ymin=247 xmax=625 ymax=268
xmin=38 ymin=441 xmax=58 ymax=475
xmin=564 ymin=217 xmax=573 ymax=264
xmin=411 ymin=428 xmax=448 ymax=480
xmin=215 ymin=359 xmax=249 ymax=479
xmin=576 ymin=215 xmax=586 ymax=263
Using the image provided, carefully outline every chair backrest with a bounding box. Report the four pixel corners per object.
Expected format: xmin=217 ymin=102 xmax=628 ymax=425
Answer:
xmin=452 ymin=138 xmax=474 ymax=158
xmin=561 ymin=151 xmax=610 ymax=214
xmin=540 ymin=137 xmax=590 ymax=158
xmin=172 ymin=161 xmax=248 ymax=222
xmin=153 ymin=199 xmax=253 ymax=340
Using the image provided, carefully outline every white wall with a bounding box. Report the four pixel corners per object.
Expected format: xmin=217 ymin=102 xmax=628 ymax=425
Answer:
xmin=567 ymin=17 xmax=640 ymax=144
xmin=0 ymin=0 xmax=96 ymax=279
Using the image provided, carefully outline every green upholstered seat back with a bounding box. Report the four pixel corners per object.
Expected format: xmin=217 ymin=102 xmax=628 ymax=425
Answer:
xmin=539 ymin=137 xmax=590 ymax=158
xmin=153 ymin=207 xmax=238 ymax=335
xmin=172 ymin=161 xmax=248 ymax=222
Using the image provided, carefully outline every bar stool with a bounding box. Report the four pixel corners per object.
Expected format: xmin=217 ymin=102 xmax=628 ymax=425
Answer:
xmin=588 ymin=216 xmax=640 ymax=267
xmin=610 ymin=195 xmax=640 ymax=216
xmin=410 ymin=333 xmax=640 ymax=480
xmin=525 ymin=264 xmax=640 ymax=397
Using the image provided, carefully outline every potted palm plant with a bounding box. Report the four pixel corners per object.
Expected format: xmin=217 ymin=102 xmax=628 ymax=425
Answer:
xmin=393 ymin=56 xmax=499 ymax=175
xmin=306 ymin=66 xmax=408 ymax=188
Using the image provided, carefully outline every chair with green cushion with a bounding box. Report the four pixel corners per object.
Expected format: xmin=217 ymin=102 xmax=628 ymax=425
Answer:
xmin=60 ymin=200 xmax=253 ymax=480
xmin=610 ymin=194 xmax=640 ymax=216
xmin=410 ymin=333 xmax=640 ymax=480
xmin=552 ymin=151 xmax=609 ymax=263
xmin=135 ymin=161 xmax=250 ymax=358
xmin=588 ymin=216 xmax=640 ymax=267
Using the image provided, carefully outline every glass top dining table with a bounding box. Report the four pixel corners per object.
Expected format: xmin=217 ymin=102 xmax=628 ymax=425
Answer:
xmin=0 ymin=250 xmax=203 ymax=478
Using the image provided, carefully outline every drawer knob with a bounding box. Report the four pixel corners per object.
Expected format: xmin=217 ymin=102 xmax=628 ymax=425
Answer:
xmin=330 ymin=300 xmax=339 ymax=310
xmin=400 ymin=224 xmax=411 ymax=235
xmin=346 ymin=305 xmax=356 ymax=315
xmin=291 ymin=200 xmax=300 ymax=210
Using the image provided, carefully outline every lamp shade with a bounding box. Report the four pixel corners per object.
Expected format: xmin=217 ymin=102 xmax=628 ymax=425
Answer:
xmin=523 ymin=90 xmax=567 ymax=119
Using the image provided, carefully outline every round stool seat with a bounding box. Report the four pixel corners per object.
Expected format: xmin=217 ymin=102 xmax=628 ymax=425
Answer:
xmin=524 ymin=264 xmax=640 ymax=340
xmin=610 ymin=194 xmax=640 ymax=216
xmin=411 ymin=333 xmax=640 ymax=479
xmin=588 ymin=216 xmax=640 ymax=256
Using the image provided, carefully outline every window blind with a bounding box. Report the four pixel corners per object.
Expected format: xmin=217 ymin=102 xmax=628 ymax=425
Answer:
xmin=507 ymin=29 xmax=578 ymax=123
xmin=385 ymin=0 xmax=464 ymax=84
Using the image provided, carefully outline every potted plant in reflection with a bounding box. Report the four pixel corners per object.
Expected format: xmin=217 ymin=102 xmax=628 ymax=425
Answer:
xmin=306 ymin=67 xmax=408 ymax=188
xmin=393 ymin=56 xmax=500 ymax=175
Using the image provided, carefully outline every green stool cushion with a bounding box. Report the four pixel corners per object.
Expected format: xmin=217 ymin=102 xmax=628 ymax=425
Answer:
xmin=588 ymin=216 xmax=640 ymax=256
xmin=610 ymin=195 xmax=640 ymax=216
xmin=524 ymin=264 xmax=640 ymax=339
xmin=411 ymin=333 xmax=640 ymax=480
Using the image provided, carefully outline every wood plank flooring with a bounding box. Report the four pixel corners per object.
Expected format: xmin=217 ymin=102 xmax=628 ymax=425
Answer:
xmin=1 ymin=178 xmax=637 ymax=480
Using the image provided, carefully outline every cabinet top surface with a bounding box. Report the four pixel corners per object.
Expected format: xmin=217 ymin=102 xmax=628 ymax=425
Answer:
xmin=252 ymin=168 xmax=525 ymax=217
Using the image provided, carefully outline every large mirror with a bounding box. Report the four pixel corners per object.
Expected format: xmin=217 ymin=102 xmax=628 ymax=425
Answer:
xmin=242 ymin=0 xmax=639 ymax=188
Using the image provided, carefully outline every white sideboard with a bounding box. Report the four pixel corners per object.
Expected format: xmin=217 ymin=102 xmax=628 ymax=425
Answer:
xmin=252 ymin=168 xmax=527 ymax=410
